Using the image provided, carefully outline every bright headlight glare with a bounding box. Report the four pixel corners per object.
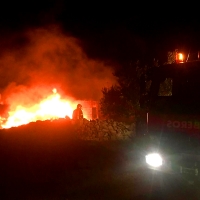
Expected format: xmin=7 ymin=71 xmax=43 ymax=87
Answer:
xmin=145 ymin=153 xmax=163 ymax=167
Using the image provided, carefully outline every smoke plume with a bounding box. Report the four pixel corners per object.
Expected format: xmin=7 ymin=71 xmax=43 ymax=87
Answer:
xmin=0 ymin=25 xmax=116 ymax=107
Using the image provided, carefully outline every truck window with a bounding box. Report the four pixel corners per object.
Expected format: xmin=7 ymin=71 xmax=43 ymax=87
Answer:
xmin=158 ymin=78 xmax=173 ymax=96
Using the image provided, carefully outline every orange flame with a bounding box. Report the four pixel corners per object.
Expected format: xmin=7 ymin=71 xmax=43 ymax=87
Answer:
xmin=1 ymin=88 xmax=75 ymax=129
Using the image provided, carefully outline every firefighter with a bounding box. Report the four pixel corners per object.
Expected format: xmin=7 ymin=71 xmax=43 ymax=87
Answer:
xmin=72 ymin=104 xmax=83 ymax=120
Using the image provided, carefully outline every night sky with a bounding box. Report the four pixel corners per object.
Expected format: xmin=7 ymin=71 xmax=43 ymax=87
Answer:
xmin=0 ymin=1 xmax=200 ymax=101
xmin=1 ymin=1 xmax=200 ymax=64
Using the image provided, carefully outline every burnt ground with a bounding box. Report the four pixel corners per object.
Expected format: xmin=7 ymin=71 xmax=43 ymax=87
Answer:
xmin=0 ymin=119 xmax=200 ymax=200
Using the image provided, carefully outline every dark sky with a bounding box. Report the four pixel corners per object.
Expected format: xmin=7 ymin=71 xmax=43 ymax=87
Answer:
xmin=1 ymin=1 xmax=200 ymax=64
xmin=0 ymin=1 xmax=200 ymax=104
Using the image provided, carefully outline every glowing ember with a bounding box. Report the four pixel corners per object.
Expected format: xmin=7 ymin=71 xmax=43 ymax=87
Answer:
xmin=1 ymin=89 xmax=74 ymax=129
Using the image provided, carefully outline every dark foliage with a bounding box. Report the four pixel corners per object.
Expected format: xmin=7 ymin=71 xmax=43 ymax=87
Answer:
xmin=100 ymin=61 xmax=146 ymax=120
xmin=99 ymin=57 xmax=170 ymax=121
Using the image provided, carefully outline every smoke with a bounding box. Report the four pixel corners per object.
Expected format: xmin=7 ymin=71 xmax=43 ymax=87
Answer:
xmin=0 ymin=25 xmax=116 ymax=106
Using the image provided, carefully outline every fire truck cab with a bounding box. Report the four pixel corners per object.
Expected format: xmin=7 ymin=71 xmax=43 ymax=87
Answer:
xmin=139 ymin=51 xmax=200 ymax=185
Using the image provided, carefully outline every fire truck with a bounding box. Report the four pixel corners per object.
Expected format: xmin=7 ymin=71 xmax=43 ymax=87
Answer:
xmin=138 ymin=50 xmax=200 ymax=185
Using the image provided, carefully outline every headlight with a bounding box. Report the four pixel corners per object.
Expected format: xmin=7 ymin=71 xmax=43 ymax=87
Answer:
xmin=145 ymin=153 xmax=163 ymax=167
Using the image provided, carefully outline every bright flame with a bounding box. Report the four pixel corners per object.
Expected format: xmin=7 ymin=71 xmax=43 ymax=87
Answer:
xmin=1 ymin=89 xmax=74 ymax=129
xmin=52 ymin=88 xmax=57 ymax=93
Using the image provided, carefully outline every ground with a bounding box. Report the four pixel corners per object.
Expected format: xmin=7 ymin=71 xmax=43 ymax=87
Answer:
xmin=0 ymin=119 xmax=200 ymax=199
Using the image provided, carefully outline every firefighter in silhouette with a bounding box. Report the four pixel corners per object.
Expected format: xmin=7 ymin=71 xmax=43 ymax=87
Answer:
xmin=72 ymin=104 xmax=83 ymax=120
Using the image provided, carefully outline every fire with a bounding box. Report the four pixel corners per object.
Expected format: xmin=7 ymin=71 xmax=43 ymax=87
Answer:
xmin=1 ymin=88 xmax=75 ymax=129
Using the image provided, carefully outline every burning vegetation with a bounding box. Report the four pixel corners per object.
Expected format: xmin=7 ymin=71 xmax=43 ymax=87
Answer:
xmin=0 ymin=25 xmax=116 ymax=129
xmin=0 ymin=88 xmax=76 ymax=128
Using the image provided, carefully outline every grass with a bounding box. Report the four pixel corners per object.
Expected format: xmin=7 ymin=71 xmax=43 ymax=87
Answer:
xmin=1 ymin=119 xmax=198 ymax=199
xmin=0 ymin=119 xmax=138 ymax=199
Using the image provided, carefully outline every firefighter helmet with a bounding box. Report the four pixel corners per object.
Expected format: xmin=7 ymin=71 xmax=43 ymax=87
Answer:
xmin=77 ymin=104 xmax=82 ymax=109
